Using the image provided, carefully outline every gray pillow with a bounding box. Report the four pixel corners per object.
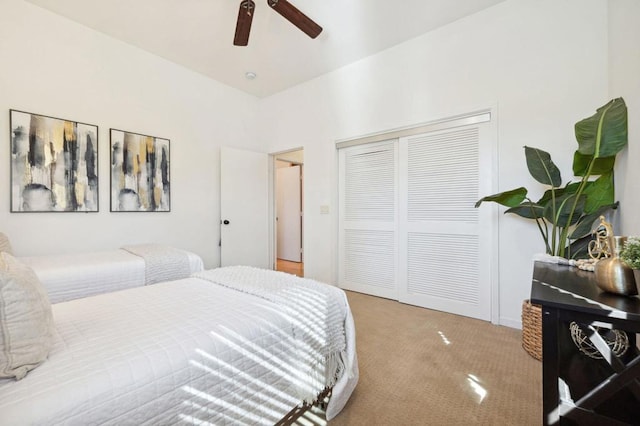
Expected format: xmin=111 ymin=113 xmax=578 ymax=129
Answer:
xmin=0 ymin=233 xmax=12 ymax=255
xmin=0 ymin=252 xmax=54 ymax=380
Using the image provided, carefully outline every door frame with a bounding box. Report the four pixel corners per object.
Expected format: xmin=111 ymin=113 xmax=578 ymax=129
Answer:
xmin=269 ymin=148 xmax=304 ymax=271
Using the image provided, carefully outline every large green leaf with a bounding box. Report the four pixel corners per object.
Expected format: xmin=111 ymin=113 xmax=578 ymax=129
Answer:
xmin=475 ymin=187 xmax=527 ymax=208
xmin=575 ymin=98 xmax=628 ymax=158
xmin=562 ymin=182 xmax=581 ymax=195
xmin=536 ymin=183 xmax=581 ymax=211
xmin=524 ymin=146 xmax=562 ymax=187
xmin=539 ymin=182 xmax=581 ymax=202
xmin=572 ymin=151 xmax=615 ymax=176
xmin=536 ymin=189 xmax=555 ymax=209
xmin=569 ymin=202 xmax=619 ymax=239
xmin=544 ymin=193 xmax=585 ymax=227
xmin=565 ymin=234 xmax=593 ymax=259
xmin=582 ymin=173 xmax=614 ymax=214
xmin=505 ymin=201 xmax=544 ymax=219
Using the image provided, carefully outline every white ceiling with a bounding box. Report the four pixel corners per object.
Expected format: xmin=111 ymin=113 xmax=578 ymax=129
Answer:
xmin=25 ymin=0 xmax=506 ymax=98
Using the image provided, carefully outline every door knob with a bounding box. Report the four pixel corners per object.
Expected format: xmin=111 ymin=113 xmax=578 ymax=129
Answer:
xmin=223 ymin=219 xmax=230 ymax=225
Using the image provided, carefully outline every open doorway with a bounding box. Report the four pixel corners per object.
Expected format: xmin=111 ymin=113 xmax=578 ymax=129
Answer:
xmin=274 ymin=149 xmax=304 ymax=277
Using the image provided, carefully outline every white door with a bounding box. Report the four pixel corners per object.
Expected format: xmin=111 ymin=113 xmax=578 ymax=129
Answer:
xmin=277 ymin=165 xmax=302 ymax=262
xmin=220 ymin=146 xmax=270 ymax=268
xmin=338 ymin=140 xmax=399 ymax=299
xmin=397 ymin=124 xmax=493 ymax=321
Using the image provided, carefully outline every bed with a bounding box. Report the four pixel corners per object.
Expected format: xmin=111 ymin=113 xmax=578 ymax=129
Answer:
xmin=0 ymin=260 xmax=358 ymax=425
xmin=18 ymin=244 xmax=204 ymax=303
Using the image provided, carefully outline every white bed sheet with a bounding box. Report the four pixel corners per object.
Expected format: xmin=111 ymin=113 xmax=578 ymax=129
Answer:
xmin=0 ymin=276 xmax=352 ymax=425
xmin=19 ymin=249 xmax=204 ymax=304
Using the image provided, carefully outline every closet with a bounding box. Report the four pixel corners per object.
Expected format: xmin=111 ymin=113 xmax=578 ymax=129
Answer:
xmin=338 ymin=112 xmax=496 ymax=321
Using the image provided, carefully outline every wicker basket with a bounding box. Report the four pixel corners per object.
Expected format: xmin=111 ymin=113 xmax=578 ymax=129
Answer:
xmin=521 ymin=299 xmax=542 ymax=361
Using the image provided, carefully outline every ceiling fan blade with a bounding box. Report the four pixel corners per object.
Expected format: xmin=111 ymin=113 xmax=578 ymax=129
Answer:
xmin=267 ymin=0 xmax=322 ymax=39
xmin=234 ymin=0 xmax=256 ymax=46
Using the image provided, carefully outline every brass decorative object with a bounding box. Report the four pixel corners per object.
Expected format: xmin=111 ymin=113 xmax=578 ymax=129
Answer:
xmin=593 ymin=217 xmax=637 ymax=296
xmin=569 ymin=322 xmax=629 ymax=359
xmin=588 ymin=216 xmax=612 ymax=260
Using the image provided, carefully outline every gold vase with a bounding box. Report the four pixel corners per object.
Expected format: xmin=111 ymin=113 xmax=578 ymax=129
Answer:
xmin=595 ymin=236 xmax=638 ymax=296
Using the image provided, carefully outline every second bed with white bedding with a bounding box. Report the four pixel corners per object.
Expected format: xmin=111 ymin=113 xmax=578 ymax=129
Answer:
xmin=19 ymin=245 xmax=204 ymax=303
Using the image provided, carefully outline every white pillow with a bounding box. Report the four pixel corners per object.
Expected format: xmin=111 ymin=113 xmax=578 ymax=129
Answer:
xmin=0 ymin=252 xmax=54 ymax=380
xmin=0 ymin=232 xmax=12 ymax=255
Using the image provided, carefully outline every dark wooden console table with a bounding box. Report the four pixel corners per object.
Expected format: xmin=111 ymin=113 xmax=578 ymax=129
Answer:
xmin=530 ymin=261 xmax=640 ymax=425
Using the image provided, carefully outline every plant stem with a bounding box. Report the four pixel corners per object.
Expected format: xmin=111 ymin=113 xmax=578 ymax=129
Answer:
xmin=550 ymin=187 xmax=558 ymax=255
xmin=527 ymin=198 xmax=552 ymax=254
xmin=558 ymin=153 xmax=601 ymax=257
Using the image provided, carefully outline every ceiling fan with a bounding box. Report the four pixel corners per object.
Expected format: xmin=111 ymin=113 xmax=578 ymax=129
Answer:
xmin=233 ymin=0 xmax=323 ymax=46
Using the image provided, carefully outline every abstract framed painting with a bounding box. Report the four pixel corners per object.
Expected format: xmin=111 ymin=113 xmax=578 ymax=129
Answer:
xmin=9 ymin=109 xmax=99 ymax=212
xmin=110 ymin=129 xmax=170 ymax=212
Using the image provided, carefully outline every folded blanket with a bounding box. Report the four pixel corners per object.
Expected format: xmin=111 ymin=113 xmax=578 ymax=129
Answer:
xmin=194 ymin=266 xmax=348 ymax=405
xmin=122 ymin=244 xmax=192 ymax=285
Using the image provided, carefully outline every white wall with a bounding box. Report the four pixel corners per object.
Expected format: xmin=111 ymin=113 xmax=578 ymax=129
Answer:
xmin=2 ymin=0 xmax=632 ymax=328
xmin=0 ymin=0 xmax=261 ymax=268
xmin=258 ymin=0 xmax=611 ymax=327
xmin=609 ymin=0 xmax=640 ymax=236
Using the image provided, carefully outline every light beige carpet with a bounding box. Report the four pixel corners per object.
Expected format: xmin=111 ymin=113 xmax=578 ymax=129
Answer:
xmin=311 ymin=290 xmax=542 ymax=425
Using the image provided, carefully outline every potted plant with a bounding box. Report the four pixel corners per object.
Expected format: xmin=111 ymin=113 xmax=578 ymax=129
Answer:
xmin=475 ymin=98 xmax=628 ymax=259
xmin=620 ymin=237 xmax=640 ymax=286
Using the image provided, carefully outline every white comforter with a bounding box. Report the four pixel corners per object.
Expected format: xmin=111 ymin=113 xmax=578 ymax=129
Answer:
xmin=0 ymin=272 xmax=357 ymax=425
xmin=19 ymin=247 xmax=204 ymax=303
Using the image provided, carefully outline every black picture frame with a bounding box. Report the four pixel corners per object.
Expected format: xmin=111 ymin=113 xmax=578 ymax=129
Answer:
xmin=9 ymin=109 xmax=99 ymax=212
xmin=109 ymin=128 xmax=171 ymax=212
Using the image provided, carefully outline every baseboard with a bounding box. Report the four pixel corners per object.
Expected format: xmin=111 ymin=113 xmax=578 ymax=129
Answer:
xmin=500 ymin=317 xmax=522 ymax=329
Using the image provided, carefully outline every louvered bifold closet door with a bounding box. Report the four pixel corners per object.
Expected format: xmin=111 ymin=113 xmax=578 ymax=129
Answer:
xmin=398 ymin=125 xmax=492 ymax=321
xmin=338 ymin=140 xmax=398 ymax=299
